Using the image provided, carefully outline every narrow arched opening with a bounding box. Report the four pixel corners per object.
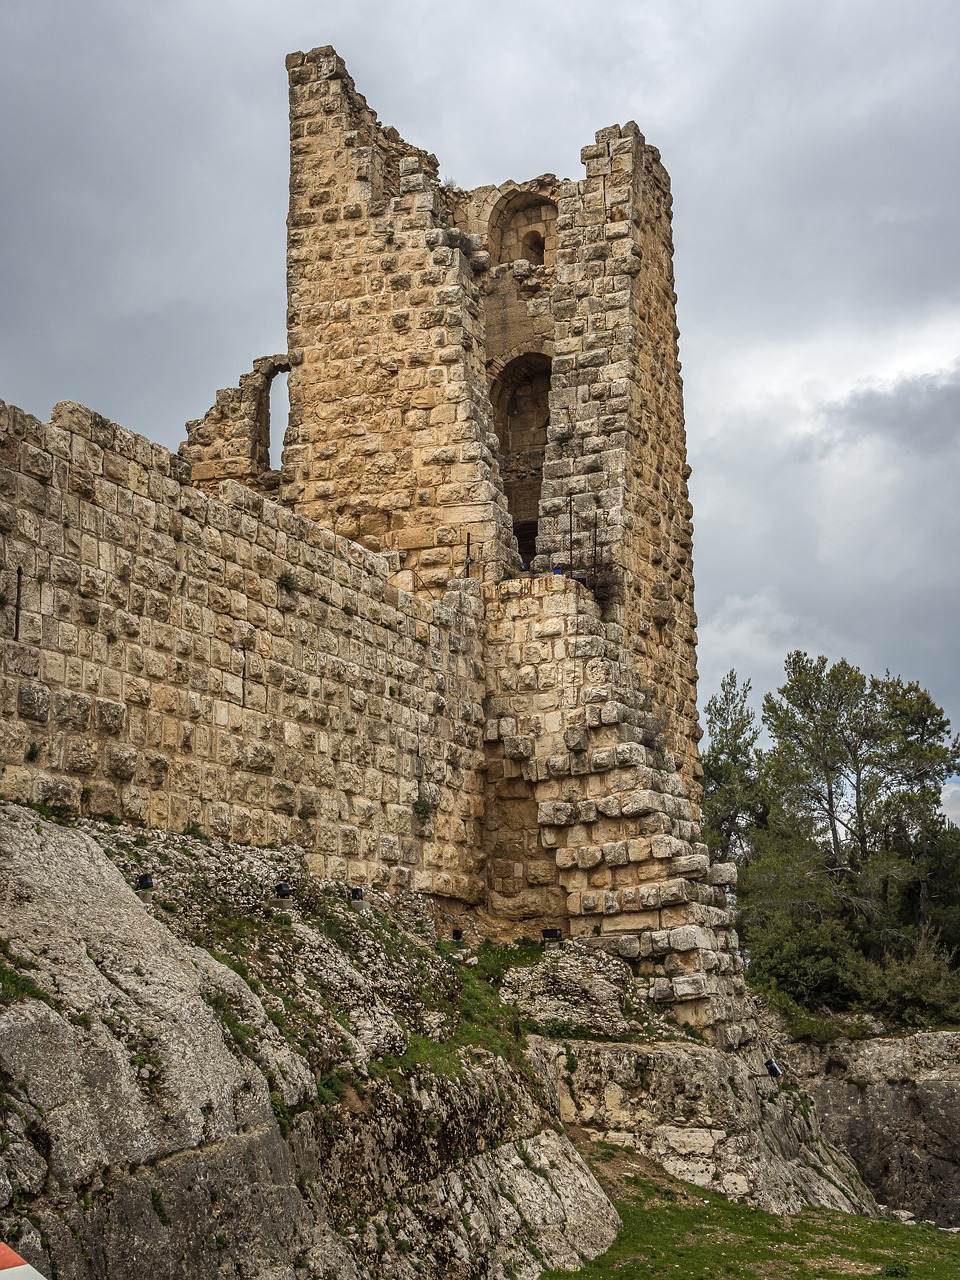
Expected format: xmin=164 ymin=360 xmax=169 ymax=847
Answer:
xmin=490 ymin=353 xmax=551 ymax=566
xmin=489 ymin=192 xmax=558 ymax=268
xmin=268 ymin=369 xmax=289 ymax=473
xmin=520 ymin=230 xmax=545 ymax=266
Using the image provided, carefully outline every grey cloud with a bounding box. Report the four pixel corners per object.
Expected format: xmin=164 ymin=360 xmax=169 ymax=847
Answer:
xmin=819 ymin=364 xmax=960 ymax=450
xmin=2 ymin=0 xmax=959 ymax=736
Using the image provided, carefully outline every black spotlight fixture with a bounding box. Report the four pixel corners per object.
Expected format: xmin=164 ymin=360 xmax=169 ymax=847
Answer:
xmin=350 ymin=887 xmax=364 ymax=901
xmin=541 ymin=928 xmax=563 ymax=942
xmin=452 ymin=928 xmax=463 ymax=942
xmin=275 ymin=882 xmax=293 ymax=900
xmin=135 ymin=873 xmax=154 ymax=892
xmin=764 ymin=1058 xmax=783 ymax=1080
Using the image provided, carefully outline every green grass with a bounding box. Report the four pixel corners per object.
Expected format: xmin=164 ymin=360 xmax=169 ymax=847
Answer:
xmin=540 ymin=1158 xmax=960 ymax=1279
xmin=0 ymin=938 xmax=54 ymax=1007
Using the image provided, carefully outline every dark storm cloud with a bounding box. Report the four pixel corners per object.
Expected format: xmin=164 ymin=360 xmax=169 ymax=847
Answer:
xmin=1 ymin=0 xmax=958 ymax=741
xmin=822 ymin=363 xmax=960 ymax=450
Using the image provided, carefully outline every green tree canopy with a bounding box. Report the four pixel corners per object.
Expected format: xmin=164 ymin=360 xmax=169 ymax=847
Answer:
xmin=701 ymin=654 xmax=960 ymax=1029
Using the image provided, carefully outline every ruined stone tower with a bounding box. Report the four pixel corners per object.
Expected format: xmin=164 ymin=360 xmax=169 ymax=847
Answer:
xmin=2 ymin=48 xmax=748 ymax=1039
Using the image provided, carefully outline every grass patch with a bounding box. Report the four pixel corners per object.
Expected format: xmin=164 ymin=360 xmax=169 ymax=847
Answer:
xmin=202 ymin=991 xmax=259 ymax=1057
xmin=541 ymin=1147 xmax=960 ymax=1279
xmin=0 ymin=938 xmax=54 ymax=1008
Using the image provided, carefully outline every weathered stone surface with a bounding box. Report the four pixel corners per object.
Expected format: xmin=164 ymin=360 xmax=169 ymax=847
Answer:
xmin=0 ymin=805 xmax=619 ymax=1278
xmin=788 ymin=1031 xmax=960 ymax=1227
xmin=528 ymin=1037 xmax=878 ymax=1216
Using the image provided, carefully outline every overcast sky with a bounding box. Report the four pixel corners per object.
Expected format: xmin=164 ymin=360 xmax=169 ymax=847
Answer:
xmin=1 ymin=0 xmax=958 ymax=804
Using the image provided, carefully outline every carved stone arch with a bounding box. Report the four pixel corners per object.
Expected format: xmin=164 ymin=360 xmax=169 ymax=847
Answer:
xmin=487 ymin=337 xmax=554 ymax=385
xmin=488 ymin=185 xmax=559 ymax=268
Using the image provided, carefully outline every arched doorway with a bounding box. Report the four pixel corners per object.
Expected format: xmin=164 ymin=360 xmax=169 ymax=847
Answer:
xmin=490 ymin=353 xmax=551 ymax=566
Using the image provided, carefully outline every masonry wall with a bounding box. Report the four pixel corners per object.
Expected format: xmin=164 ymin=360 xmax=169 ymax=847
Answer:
xmin=0 ymin=47 xmax=754 ymax=1038
xmin=538 ymin=125 xmax=699 ymax=793
xmin=279 ymin=48 xmax=516 ymax=592
xmin=0 ymin=399 xmax=487 ymax=903
xmin=481 ymin=576 xmax=745 ymax=1033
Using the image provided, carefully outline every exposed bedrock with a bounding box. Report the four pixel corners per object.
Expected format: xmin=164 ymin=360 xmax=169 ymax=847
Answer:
xmin=502 ymin=949 xmax=876 ymax=1216
xmin=786 ymin=1032 xmax=960 ymax=1227
xmin=0 ymin=806 xmax=617 ymax=1279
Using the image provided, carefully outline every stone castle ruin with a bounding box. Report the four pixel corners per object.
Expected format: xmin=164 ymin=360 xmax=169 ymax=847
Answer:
xmin=0 ymin=47 xmax=747 ymax=1040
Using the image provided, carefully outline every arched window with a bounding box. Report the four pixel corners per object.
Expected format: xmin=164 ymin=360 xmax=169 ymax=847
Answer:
xmin=489 ymin=192 xmax=558 ymax=268
xmin=490 ymin=353 xmax=551 ymax=565
xmin=267 ymin=368 xmax=289 ymax=472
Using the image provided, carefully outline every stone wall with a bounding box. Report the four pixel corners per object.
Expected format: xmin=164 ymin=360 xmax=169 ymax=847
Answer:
xmin=481 ymin=575 xmax=743 ymax=1030
xmin=0 ymin=398 xmax=487 ymax=904
xmin=0 ymin=47 xmax=749 ymax=1034
xmin=278 ymin=47 xmax=515 ymax=592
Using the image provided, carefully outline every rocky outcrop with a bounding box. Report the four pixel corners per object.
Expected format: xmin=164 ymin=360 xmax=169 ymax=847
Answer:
xmin=504 ymin=948 xmax=876 ymax=1215
xmin=787 ymin=1032 xmax=960 ymax=1226
xmin=1 ymin=803 xmax=897 ymax=1279
xmin=0 ymin=805 xmax=617 ymax=1279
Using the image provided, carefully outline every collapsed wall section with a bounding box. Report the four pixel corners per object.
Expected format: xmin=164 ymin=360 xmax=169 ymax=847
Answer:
xmin=180 ymin=354 xmax=293 ymax=497
xmin=0 ymin=399 xmax=487 ymax=902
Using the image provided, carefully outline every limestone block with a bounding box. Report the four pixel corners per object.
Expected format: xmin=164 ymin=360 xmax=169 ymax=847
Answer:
xmin=52 ymin=691 xmax=91 ymax=730
xmin=651 ymin=834 xmax=689 ymax=860
xmin=627 ymin=838 xmax=652 ymax=862
xmin=95 ymin=699 xmax=126 ymax=735
xmin=63 ymin=737 xmax=98 ymax=774
xmin=668 ymin=925 xmax=713 ymax=953
xmin=650 ymin=977 xmax=673 ymax=1002
xmin=707 ymin=861 xmax=738 ymax=887
xmin=605 ymin=910 xmax=659 ymax=933
xmin=621 ymin=790 xmax=662 ymax=817
xmin=659 ymin=878 xmax=695 ymax=906
xmin=537 ymin=801 xmax=577 ymax=826
xmin=671 ymin=973 xmax=711 ymax=1001
xmin=17 ymin=683 xmax=50 ymax=723
xmin=602 ymin=840 xmax=628 ymax=866
xmin=105 ymin=744 xmax=137 ymax=781
xmin=671 ymin=853 xmax=710 ymax=880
